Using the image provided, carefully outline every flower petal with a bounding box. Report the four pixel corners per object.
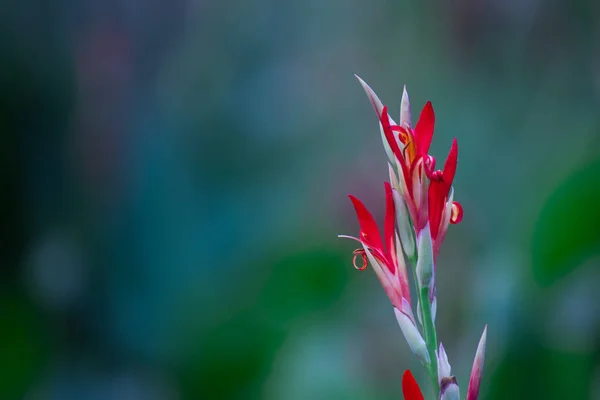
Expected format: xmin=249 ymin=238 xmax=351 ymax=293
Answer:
xmin=395 ymin=307 xmax=430 ymax=366
xmin=392 ymin=187 xmax=416 ymax=259
xmin=364 ymin=246 xmax=403 ymax=307
xmin=379 ymin=106 xmax=403 ymax=161
xmin=402 ymin=370 xmax=425 ymax=400
xmin=442 ymin=138 xmax=458 ymax=189
xmin=466 ymin=325 xmax=488 ymax=400
xmin=384 ymin=182 xmax=396 ymax=270
xmin=428 ymin=179 xmax=445 ymax=240
xmin=355 ymin=74 xmax=384 ymax=116
xmin=414 ymin=101 xmax=435 ymax=156
xmin=348 ymin=194 xmax=384 ymax=252
xmin=400 ymin=85 xmax=411 ymax=128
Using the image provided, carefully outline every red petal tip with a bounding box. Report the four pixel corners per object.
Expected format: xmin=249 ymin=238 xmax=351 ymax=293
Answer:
xmin=402 ymin=370 xmax=424 ymax=400
xmin=347 ymin=194 xmax=383 ymax=250
xmin=414 ymin=101 xmax=435 ymax=155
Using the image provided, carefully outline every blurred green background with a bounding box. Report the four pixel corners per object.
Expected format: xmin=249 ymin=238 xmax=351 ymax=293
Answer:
xmin=1 ymin=0 xmax=600 ymax=399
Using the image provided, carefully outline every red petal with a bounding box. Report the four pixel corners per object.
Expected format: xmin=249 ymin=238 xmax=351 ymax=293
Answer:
xmin=383 ymin=182 xmax=396 ymax=274
xmin=442 ymin=138 xmax=458 ymax=189
xmin=428 ymin=180 xmax=445 ymax=240
xmin=414 ymin=101 xmax=435 ymax=156
xmin=429 ymin=139 xmax=459 ymax=239
xmin=402 ymin=370 xmax=424 ymax=400
xmin=348 ymin=195 xmax=384 ymax=252
xmin=379 ymin=106 xmax=403 ymax=161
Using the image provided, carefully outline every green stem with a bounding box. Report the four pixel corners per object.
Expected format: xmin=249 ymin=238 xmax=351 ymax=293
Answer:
xmin=419 ymin=285 xmax=439 ymax=398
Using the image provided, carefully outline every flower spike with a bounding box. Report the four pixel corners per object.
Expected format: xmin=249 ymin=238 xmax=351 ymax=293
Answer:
xmin=343 ymin=79 xmax=483 ymax=400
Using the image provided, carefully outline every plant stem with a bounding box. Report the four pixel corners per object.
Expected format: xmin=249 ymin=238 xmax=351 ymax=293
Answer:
xmin=419 ymin=285 xmax=439 ymax=397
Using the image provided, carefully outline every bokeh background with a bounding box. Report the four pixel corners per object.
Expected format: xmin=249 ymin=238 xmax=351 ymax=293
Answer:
xmin=2 ymin=0 xmax=600 ymax=399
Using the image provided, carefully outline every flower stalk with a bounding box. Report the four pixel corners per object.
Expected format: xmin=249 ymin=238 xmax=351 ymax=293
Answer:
xmin=340 ymin=76 xmax=488 ymax=399
xmin=419 ymin=284 xmax=439 ymax=395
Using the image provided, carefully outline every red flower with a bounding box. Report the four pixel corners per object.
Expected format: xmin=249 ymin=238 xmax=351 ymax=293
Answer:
xmin=379 ymin=104 xmax=434 ymax=233
xmin=402 ymin=370 xmax=424 ymax=400
xmin=340 ymin=182 xmax=411 ymax=310
xmin=427 ymin=138 xmax=463 ymax=259
xmin=356 ymin=76 xmax=463 ymax=258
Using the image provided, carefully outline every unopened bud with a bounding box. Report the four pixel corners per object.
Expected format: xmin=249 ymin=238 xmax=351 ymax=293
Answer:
xmin=466 ymin=325 xmax=488 ymax=400
xmin=440 ymin=377 xmax=460 ymax=400
xmin=437 ymin=343 xmax=451 ymax=382
xmin=394 ymin=305 xmax=430 ymax=366
xmin=415 ymin=224 xmax=434 ymax=288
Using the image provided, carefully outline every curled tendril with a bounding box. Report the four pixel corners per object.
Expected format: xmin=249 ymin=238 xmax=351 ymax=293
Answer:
xmin=352 ymin=249 xmax=368 ymax=270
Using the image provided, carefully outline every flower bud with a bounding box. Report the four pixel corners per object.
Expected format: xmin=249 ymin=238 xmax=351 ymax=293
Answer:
xmin=394 ymin=302 xmax=430 ymax=366
xmin=438 ymin=344 xmax=460 ymax=400
xmin=466 ymin=325 xmax=488 ymax=400
xmin=415 ymin=224 xmax=434 ymax=288
xmin=440 ymin=377 xmax=460 ymax=400
xmin=437 ymin=343 xmax=451 ymax=382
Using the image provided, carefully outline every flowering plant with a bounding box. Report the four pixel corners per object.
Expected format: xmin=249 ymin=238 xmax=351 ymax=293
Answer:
xmin=340 ymin=77 xmax=487 ymax=399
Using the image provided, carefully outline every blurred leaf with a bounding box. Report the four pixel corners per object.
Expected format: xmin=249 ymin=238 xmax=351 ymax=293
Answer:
xmin=257 ymin=246 xmax=351 ymax=327
xmin=531 ymin=159 xmax=600 ymax=286
xmin=0 ymin=292 xmax=47 ymax=399
xmin=179 ymin=311 xmax=285 ymax=400
xmin=488 ymin=342 xmax=594 ymax=399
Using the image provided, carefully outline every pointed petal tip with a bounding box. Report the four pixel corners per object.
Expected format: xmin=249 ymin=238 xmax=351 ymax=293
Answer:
xmin=466 ymin=325 xmax=488 ymax=400
xmin=402 ymin=370 xmax=424 ymax=400
xmin=414 ymin=101 xmax=435 ymax=155
xmin=401 ymin=85 xmax=409 ymax=101
xmin=355 ymin=75 xmax=384 ymax=115
xmin=478 ymin=325 xmax=488 ymax=348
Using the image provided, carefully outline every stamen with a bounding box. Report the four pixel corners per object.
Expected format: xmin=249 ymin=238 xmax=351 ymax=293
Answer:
xmin=402 ymin=140 xmax=413 ymax=159
xmin=352 ymin=249 xmax=368 ymax=270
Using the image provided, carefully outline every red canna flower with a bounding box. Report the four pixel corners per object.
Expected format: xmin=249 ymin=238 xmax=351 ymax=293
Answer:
xmin=380 ymin=103 xmax=434 ymax=234
xmin=427 ymin=138 xmax=463 ymax=259
xmin=340 ymin=182 xmax=412 ymax=310
xmin=402 ymin=370 xmax=424 ymax=400
xmin=356 ymin=76 xmax=463 ymax=258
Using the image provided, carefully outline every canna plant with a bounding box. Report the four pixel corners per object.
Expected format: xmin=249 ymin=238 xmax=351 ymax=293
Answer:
xmin=339 ymin=76 xmax=487 ymax=399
